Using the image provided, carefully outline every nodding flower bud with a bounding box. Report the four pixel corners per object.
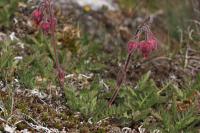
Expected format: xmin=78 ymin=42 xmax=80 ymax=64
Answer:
xmin=40 ymin=22 xmax=51 ymax=34
xmin=147 ymin=37 xmax=157 ymax=50
xmin=128 ymin=27 xmax=158 ymax=59
xmin=139 ymin=41 xmax=151 ymax=59
xmin=128 ymin=41 xmax=138 ymax=54
xmin=146 ymin=33 xmax=158 ymax=51
xmin=32 ymin=8 xmax=43 ymax=25
xmin=139 ymin=36 xmax=157 ymax=59
xmin=48 ymin=18 xmax=57 ymax=30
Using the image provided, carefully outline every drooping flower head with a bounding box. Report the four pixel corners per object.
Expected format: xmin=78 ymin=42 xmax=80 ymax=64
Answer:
xmin=128 ymin=41 xmax=139 ymax=54
xmin=127 ymin=30 xmax=141 ymax=54
xmin=48 ymin=17 xmax=57 ymax=32
xmin=139 ymin=41 xmax=152 ymax=59
xmin=31 ymin=0 xmax=57 ymax=35
xmin=128 ymin=24 xmax=158 ymax=58
xmin=146 ymin=31 xmax=158 ymax=51
xmin=32 ymin=8 xmax=43 ymax=25
xmin=40 ymin=22 xmax=51 ymax=34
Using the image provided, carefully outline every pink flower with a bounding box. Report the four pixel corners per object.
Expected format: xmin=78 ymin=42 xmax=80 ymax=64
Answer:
xmin=40 ymin=22 xmax=51 ymax=34
xmin=139 ymin=38 xmax=158 ymax=58
xmin=48 ymin=18 xmax=57 ymax=30
xmin=138 ymin=31 xmax=158 ymax=58
xmin=139 ymin=41 xmax=151 ymax=59
xmin=32 ymin=9 xmax=43 ymax=25
xmin=147 ymin=36 xmax=157 ymax=51
xmin=146 ymin=31 xmax=158 ymax=50
xmin=127 ymin=41 xmax=139 ymax=54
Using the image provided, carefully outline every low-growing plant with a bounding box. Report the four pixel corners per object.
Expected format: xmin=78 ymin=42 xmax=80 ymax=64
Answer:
xmin=31 ymin=0 xmax=65 ymax=86
xmin=0 ymin=41 xmax=17 ymax=82
xmin=160 ymin=106 xmax=199 ymax=132
xmin=64 ymin=72 xmax=200 ymax=131
xmin=64 ymin=73 xmax=157 ymax=122
xmin=108 ymin=18 xmax=158 ymax=106
xmin=0 ymin=0 xmax=21 ymax=28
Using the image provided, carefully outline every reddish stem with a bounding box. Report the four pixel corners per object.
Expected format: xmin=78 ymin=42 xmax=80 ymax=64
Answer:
xmin=45 ymin=0 xmax=64 ymax=86
xmin=108 ymin=53 xmax=132 ymax=107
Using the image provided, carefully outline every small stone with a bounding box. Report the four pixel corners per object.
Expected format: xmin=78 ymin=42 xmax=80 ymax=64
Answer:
xmin=0 ymin=32 xmax=8 ymax=42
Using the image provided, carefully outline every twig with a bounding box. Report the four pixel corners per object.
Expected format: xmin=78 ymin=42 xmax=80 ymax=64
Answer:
xmin=108 ymin=53 xmax=132 ymax=107
xmin=0 ymin=117 xmax=6 ymax=123
xmin=184 ymin=46 xmax=189 ymax=69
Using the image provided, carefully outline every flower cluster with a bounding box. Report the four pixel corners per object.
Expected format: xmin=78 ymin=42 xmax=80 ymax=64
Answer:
xmin=31 ymin=0 xmax=56 ymax=35
xmin=127 ymin=25 xmax=158 ymax=58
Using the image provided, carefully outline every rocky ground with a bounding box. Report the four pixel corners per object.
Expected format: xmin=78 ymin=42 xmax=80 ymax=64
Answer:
xmin=0 ymin=0 xmax=200 ymax=132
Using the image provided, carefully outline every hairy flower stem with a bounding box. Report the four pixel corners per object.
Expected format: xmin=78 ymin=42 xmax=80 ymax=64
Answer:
xmin=52 ymin=37 xmax=59 ymax=68
xmin=108 ymin=53 xmax=132 ymax=107
xmin=46 ymin=0 xmax=64 ymax=87
xmin=51 ymin=33 xmax=64 ymax=87
xmin=51 ymin=31 xmax=60 ymax=70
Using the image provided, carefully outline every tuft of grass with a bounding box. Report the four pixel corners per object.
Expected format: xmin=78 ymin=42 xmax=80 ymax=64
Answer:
xmin=16 ymin=35 xmax=56 ymax=88
xmin=0 ymin=41 xmax=17 ymax=82
xmin=0 ymin=0 xmax=23 ymax=28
